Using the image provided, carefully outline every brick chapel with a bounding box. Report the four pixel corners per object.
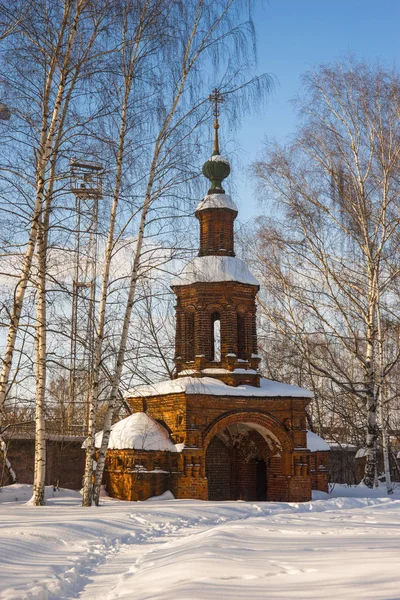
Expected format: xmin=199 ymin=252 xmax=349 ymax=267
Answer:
xmin=101 ymin=100 xmax=329 ymax=503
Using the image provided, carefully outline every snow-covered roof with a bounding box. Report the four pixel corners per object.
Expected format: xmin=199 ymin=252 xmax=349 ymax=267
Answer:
xmin=327 ymin=442 xmax=358 ymax=452
xmin=307 ymin=431 xmax=330 ymax=452
xmin=127 ymin=376 xmax=313 ymax=399
xmin=171 ymin=256 xmax=259 ymax=287
xmin=208 ymin=154 xmax=230 ymax=165
xmin=355 ymin=448 xmax=368 ymax=459
xmin=196 ymin=193 xmax=238 ymax=213
xmin=91 ymin=413 xmax=176 ymax=451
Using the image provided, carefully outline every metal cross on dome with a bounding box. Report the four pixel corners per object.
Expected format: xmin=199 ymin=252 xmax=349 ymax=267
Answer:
xmin=209 ymin=88 xmax=224 ymax=118
xmin=208 ymin=88 xmax=224 ymax=154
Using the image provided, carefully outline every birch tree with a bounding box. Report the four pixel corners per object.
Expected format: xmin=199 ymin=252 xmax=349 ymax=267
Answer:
xmin=253 ymin=59 xmax=400 ymax=489
xmin=0 ymin=0 xmax=109 ymax=416
xmin=81 ymin=0 xmax=167 ymax=507
xmin=0 ymin=0 xmax=112 ymax=503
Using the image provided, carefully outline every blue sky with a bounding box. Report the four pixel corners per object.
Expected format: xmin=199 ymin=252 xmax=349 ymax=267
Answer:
xmin=227 ymin=0 xmax=400 ymax=221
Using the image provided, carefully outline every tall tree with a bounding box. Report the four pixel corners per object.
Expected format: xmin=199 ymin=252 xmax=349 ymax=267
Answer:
xmin=253 ymin=58 xmax=400 ymax=489
xmin=0 ymin=0 xmax=109 ymax=416
xmin=0 ymin=0 xmax=112 ymax=503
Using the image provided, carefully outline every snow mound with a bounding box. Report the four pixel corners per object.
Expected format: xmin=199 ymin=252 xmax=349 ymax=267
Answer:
xmin=171 ymin=255 xmax=259 ymax=286
xmin=0 ymin=484 xmax=81 ymax=505
xmin=196 ymin=193 xmax=238 ymax=213
xmin=144 ymin=490 xmax=175 ymax=502
xmin=127 ymin=376 xmax=313 ymax=399
xmin=307 ymin=430 xmax=330 ymax=452
xmin=92 ymin=413 xmax=176 ymax=451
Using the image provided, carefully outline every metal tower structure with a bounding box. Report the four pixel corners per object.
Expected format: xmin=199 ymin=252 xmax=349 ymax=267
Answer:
xmin=68 ymin=160 xmax=103 ymax=430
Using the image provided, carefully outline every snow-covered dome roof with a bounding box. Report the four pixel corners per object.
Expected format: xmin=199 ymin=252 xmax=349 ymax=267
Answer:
xmin=307 ymin=431 xmax=330 ymax=452
xmin=93 ymin=413 xmax=176 ymax=451
xmin=195 ymin=193 xmax=238 ymax=213
xmin=171 ymin=255 xmax=259 ymax=287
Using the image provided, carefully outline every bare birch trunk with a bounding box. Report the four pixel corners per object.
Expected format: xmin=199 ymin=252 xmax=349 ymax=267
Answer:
xmin=379 ymin=398 xmax=393 ymax=493
xmin=81 ymin=7 xmax=145 ymax=505
xmin=81 ymin=106 xmax=130 ymax=506
xmin=0 ymin=434 xmax=17 ymax=484
xmin=376 ymin=302 xmax=393 ymax=494
xmin=362 ymin=274 xmax=378 ymax=488
xmin=32 ymin=215 xmax=47 ymax=506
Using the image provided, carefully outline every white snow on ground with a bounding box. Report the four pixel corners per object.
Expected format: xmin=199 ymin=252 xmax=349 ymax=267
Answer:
xmin=0 ymin=483 xmax=399 ymax=599
xmin=171 ymin=255 xmax=259 ymax=286
xmin=127 ymin=375 xmax=313 ymax=398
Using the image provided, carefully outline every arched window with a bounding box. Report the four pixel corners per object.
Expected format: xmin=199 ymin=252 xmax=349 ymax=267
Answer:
xmin=237 ymin=312 xmax=246 ymax=359
xmin=210 ymin=312 xmax=221 ymax=361
xmin=185 ymin=312 xmax=195 ymax=361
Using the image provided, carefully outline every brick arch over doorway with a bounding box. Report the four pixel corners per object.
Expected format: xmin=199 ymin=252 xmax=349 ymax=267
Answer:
xmin=204 ymin=411 xmax=294 ymax=455
xmin=204 ymin=411 xmax=295 ymax=502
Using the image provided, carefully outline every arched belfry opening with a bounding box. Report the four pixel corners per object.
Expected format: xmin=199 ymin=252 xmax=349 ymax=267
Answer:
xmin=211 ymin=312 xmax=221 ymax=361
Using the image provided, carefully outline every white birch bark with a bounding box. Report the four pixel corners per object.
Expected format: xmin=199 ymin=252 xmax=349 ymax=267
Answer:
xmin=376 ymin=298 xmax=393 ymax=494
xmin=0 ymin=434 xmax=17 ymax=484
xmin=82 ymin=1 xmax=150 ymax=507
xmin=32 ymin=213 xmax=48 ymax=506
xmin=362 ymin=286 xmax=378 ymax=488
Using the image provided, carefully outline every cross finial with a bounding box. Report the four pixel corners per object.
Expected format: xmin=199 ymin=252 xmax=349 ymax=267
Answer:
xmin=208 ymin=88 xmax=224 ymax=154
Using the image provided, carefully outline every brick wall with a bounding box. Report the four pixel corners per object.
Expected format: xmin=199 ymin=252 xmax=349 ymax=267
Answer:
xmin=310 ymin=451 xmax=329 ymax=492
xmin=173 ymin=281 xmax=259 ymax=371
xmin=206 ymin=436 xmax=231 ymax=500
xmin=123 ymin=392 xmax=313 ymax=503
xmin=197 ymin=208 xmax=236 ymax=257
xmin=103 ymin=449 xmax=180 ymax=501
xmin=0 ymin=436 xmax=85 ymax=489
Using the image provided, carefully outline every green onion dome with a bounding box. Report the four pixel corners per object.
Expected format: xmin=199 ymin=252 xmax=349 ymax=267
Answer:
xmin=202 ymin=153 xmax=231 ymax=194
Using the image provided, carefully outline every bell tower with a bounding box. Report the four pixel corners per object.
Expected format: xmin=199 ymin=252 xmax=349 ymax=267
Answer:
xmin=171 ymin=90 xmax=261 ymax=386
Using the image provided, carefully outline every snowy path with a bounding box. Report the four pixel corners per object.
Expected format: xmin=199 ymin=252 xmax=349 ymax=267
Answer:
xmin=1 ymin=485 xmax=400 ymax=599
xmin=78 ymin=500 xmax=400 ymax=600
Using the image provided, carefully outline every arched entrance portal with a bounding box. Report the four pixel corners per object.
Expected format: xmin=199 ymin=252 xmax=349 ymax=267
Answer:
xmin=204 ymin=412 xmax=292 ymax=502
xmin=206 ymin=425 xmax=272 ymax=501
